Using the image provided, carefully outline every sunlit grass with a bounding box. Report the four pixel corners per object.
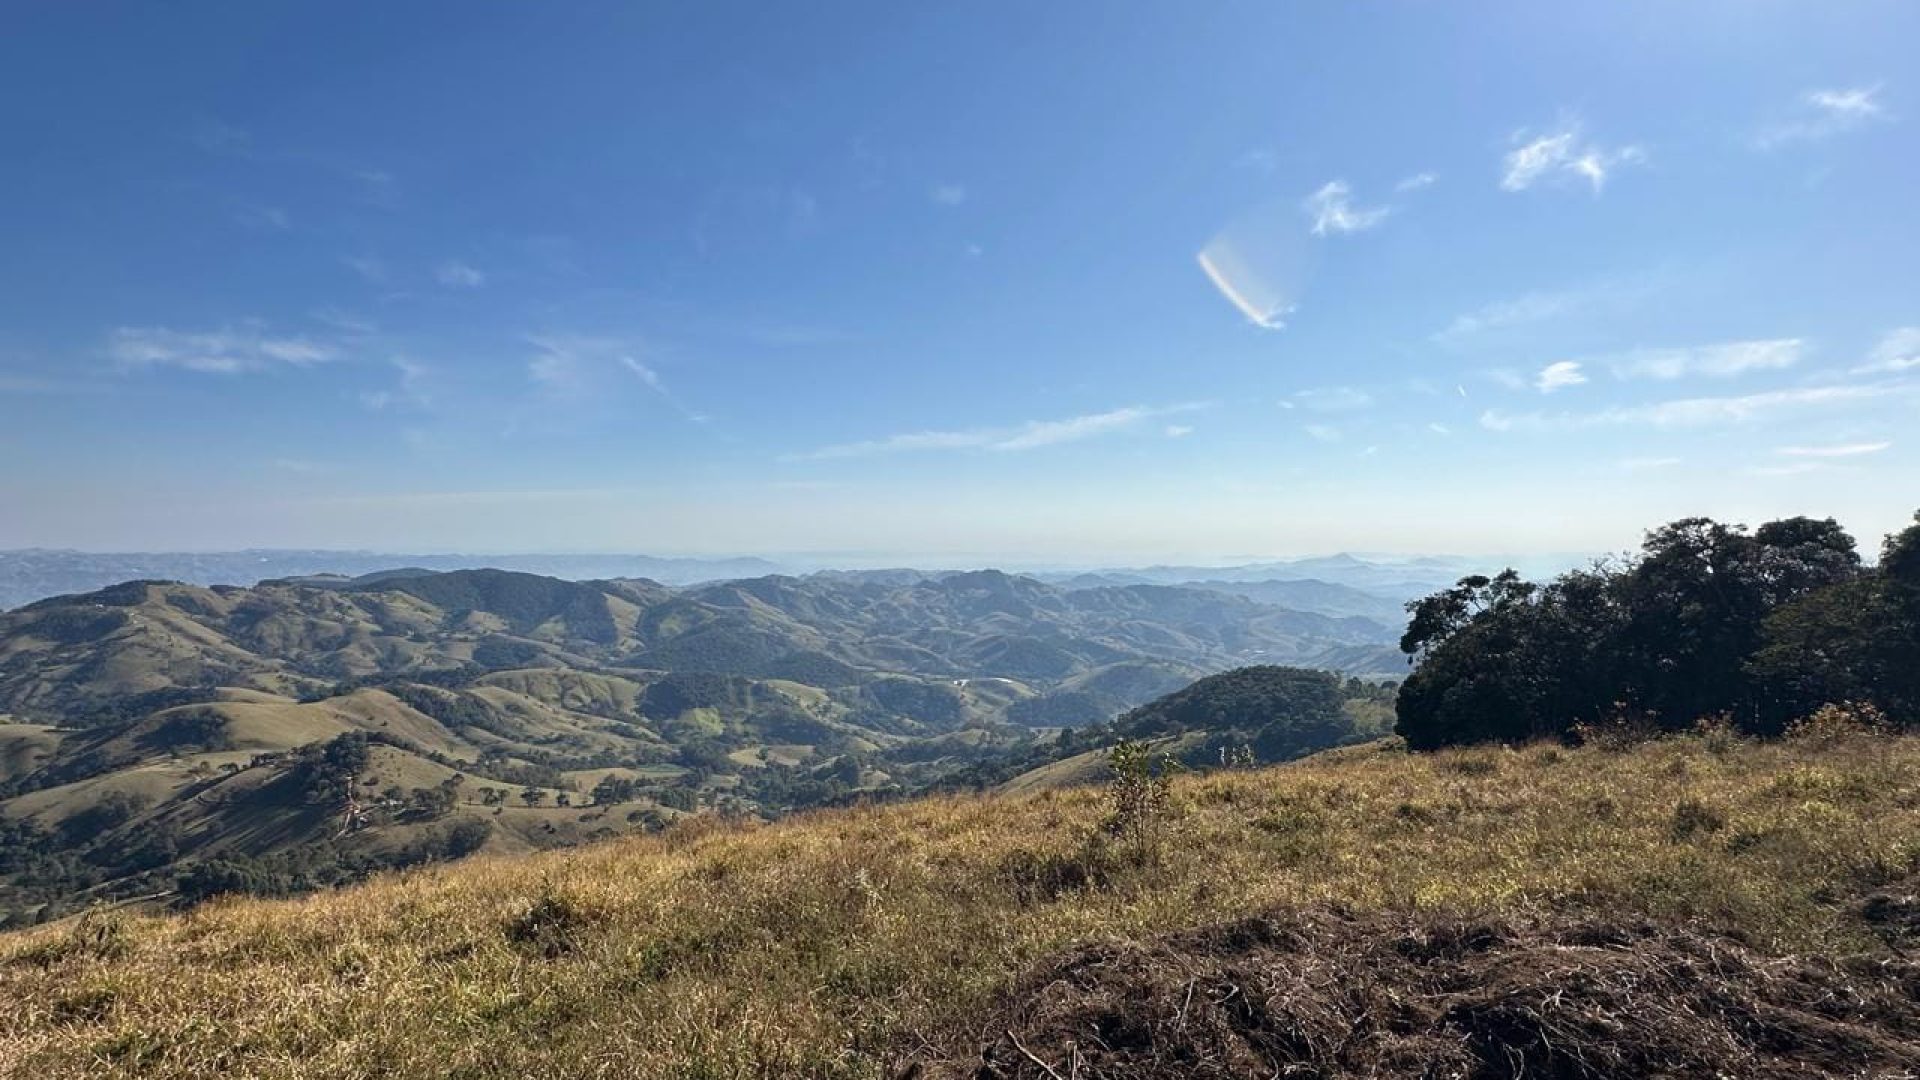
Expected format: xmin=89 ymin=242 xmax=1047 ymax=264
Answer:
xmin=3 ymin=730 xmax=1917 ymax=1078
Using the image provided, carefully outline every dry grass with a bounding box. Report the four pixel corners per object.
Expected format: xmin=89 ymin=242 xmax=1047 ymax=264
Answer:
xmin=4 ymin=731 xmax=1919 ymax=1079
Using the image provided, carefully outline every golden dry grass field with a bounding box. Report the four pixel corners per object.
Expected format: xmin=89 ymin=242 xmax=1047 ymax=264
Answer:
xmin=3 ymin=728 xmax=1918 ymax=1078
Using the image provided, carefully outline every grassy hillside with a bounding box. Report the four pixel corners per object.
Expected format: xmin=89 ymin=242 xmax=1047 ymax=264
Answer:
xmin=4 ymin=727 xmax=1916 ymax=1078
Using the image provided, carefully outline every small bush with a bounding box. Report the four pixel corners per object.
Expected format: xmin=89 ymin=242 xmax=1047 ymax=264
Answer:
xmin=1572 ymin=709 xmax=1661 ymax=752
xmin=1102 ymin=740 xmax=1183 ymax=865
xmin=504 ymin=884 xmax=589 ymax=959
xmin=1693 ymin=713 xmax=1744 ymax=754
xmin=1787 ymin=702 xmax=1894 ymax=744
xmin=1670 ymin=797 xmax=1727 ymax=841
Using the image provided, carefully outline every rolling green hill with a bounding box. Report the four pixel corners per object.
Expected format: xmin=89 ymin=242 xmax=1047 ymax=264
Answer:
xmin=0 ymin=569 xmax=1399 ymax=922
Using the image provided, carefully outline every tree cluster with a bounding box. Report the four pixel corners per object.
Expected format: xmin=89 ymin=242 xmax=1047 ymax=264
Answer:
xmin=1396 ymin=513 xmax=1920 ymax=749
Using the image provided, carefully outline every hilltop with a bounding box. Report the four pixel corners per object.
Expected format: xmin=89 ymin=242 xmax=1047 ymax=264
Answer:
xmin=3 ymin=726 xmax=1916 ymax=1078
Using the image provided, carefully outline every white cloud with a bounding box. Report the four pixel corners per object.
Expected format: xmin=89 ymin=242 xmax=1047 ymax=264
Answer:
xmin=1500 ymin=122 xmax=1645 ymax=193
xmin=1480 ymin=380 xmax=1905 ymax=432
xmin=930 ymin=183 xmax=967 ymax=206
xmin=1395 ymin=171 xmax=1437 ymax=192
xmin=435 ymin=260 xmax=485 ymax=288
xmin=1809 ymin=86 xmax=1885 ymax=119
xmin=1618 ymin=457 xmax=1682 ymax=471
xmin=1303 ymin=180 xmax=1391 ymax=235
xmin=1777 ymin=441 xmax=1890 ymax=458
xmin=1534 ymin=360 xmax=1587 ymax=393
xmin=1755 ymin=85 xmax=1889 ymax=149
xmin=1303 ymin=424 xmax=1342 ymax=443
xmin=1854 ymin=327 xmax=1920 ymax=373
xmin=1164 ymin=424 xmax=1194 ymax=438
xmin=1428 ymin=422 xmax=1451 ymax=435
xmin=111 ymin=326 xmax=336 ymax=374
xmin=996 ymin=407 xmax=1168 ymax=450
xmin=791 ymin=404 xmax=1202 ymax=460
xmin=1608 ymin=338 xmax=1802 ymax=380
xmin=1288 ymin=386 xmax=1374 ymax=412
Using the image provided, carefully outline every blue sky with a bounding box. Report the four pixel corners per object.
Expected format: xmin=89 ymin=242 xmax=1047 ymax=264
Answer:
xmin=2 ymin=1 xmax=1915 ymax=562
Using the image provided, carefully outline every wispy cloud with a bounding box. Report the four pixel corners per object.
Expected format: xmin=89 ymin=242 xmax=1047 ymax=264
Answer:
xmin=1619 ymin=456 xmax=1682 ymax=471
xmin=1303 ymin=424 xmax=1342 ymax=443
xmin=1164 ymin=424 xmax=1194 ymax=438
xmin=234 ymin=203 xmax=290 ymax=232
xmin=1534 ymin=360 xmax=1587 ymax=393
xmin=1608 ymin=338 xmax=1802 ymax=380
xmin=1283 ymin=386 xmax=1374 ymax=412
xmin=1777 ymin=441 xmax=1890 ymax=458
xmin=1395 ymin=171 xmax=1438 ymax=192
xmin=310 ymin=307 xmax=377 ymax=335
xmin=1432 ymin=277 xmax=1654 ymax=349
xmin=1755 ymin=85 xmax=1890 ymax=149
xmin=1853 ymin=327 xmax=1920 ymax=374
xmin=341 ymin=255 xmax=388 ymax=284
xmin=361 ymin=356 xmax=431 ymax=411
xmin=189 ymin=117 xmax=252 ymax=156
xmin=268 ymin=458 xmax=337 ymax=475
xmin=790 ymin=404 xmax=1203 ymax=460
xmin=929 ymin=183 xmax=967 ymax=206
xmin=1501 ymin=120 xmax=1645 ymax=193
xmin=1303 ymin=180 xmax=1390 ymax=235
xmin=435 ymin=260 xmax=485 ymax=288
xmin=111 ymin=325 xmax=335 ymax=374
xmin=1481 ymin=380 xmax=1905 ymax=432
xmin=1748 ymin=462 xmax=1825 ymax=477
xmin=621 ymin=355 xmax=707 ymax=423
xmin=527 ymin=337 xmax=591 ymax=396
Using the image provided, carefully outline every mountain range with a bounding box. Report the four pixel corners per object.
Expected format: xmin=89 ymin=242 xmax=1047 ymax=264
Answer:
xmin=0 ymin=547 xmax=1558 ymax=615
xmin=0 ymin=566 xmax=1405 ymax=921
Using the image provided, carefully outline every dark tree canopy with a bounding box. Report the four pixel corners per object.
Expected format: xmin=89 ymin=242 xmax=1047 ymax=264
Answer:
xmin=1116 ymin=665 xmax=1352 ymax=763
xmin=1396 ymin=513 xmax=1913 ymax=749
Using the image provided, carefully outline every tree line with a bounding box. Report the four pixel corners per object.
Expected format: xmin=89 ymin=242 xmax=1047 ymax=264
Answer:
xmin=1396 ymin=511 xmax=1920 ymax=748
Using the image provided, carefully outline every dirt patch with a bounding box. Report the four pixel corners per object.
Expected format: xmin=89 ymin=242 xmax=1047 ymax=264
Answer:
xmin=916 ymin=908 xmax=1920 ymax=1079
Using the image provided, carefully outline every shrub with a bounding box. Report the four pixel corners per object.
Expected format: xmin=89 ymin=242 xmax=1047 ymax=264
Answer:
xmin=1101 ymin=740 xmax=1182 ymax=865
xmin=1787 ymin=701 xmax=1894 ymax=743
xmin=1669 ymin=797 xmax=1727 ymax=841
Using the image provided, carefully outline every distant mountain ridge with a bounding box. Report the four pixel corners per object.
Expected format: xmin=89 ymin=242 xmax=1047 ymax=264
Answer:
xmin=0 ymin=548 xmax=1586 ymax=614
xmin=0 ymin=550 xmax=786 ymax=611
